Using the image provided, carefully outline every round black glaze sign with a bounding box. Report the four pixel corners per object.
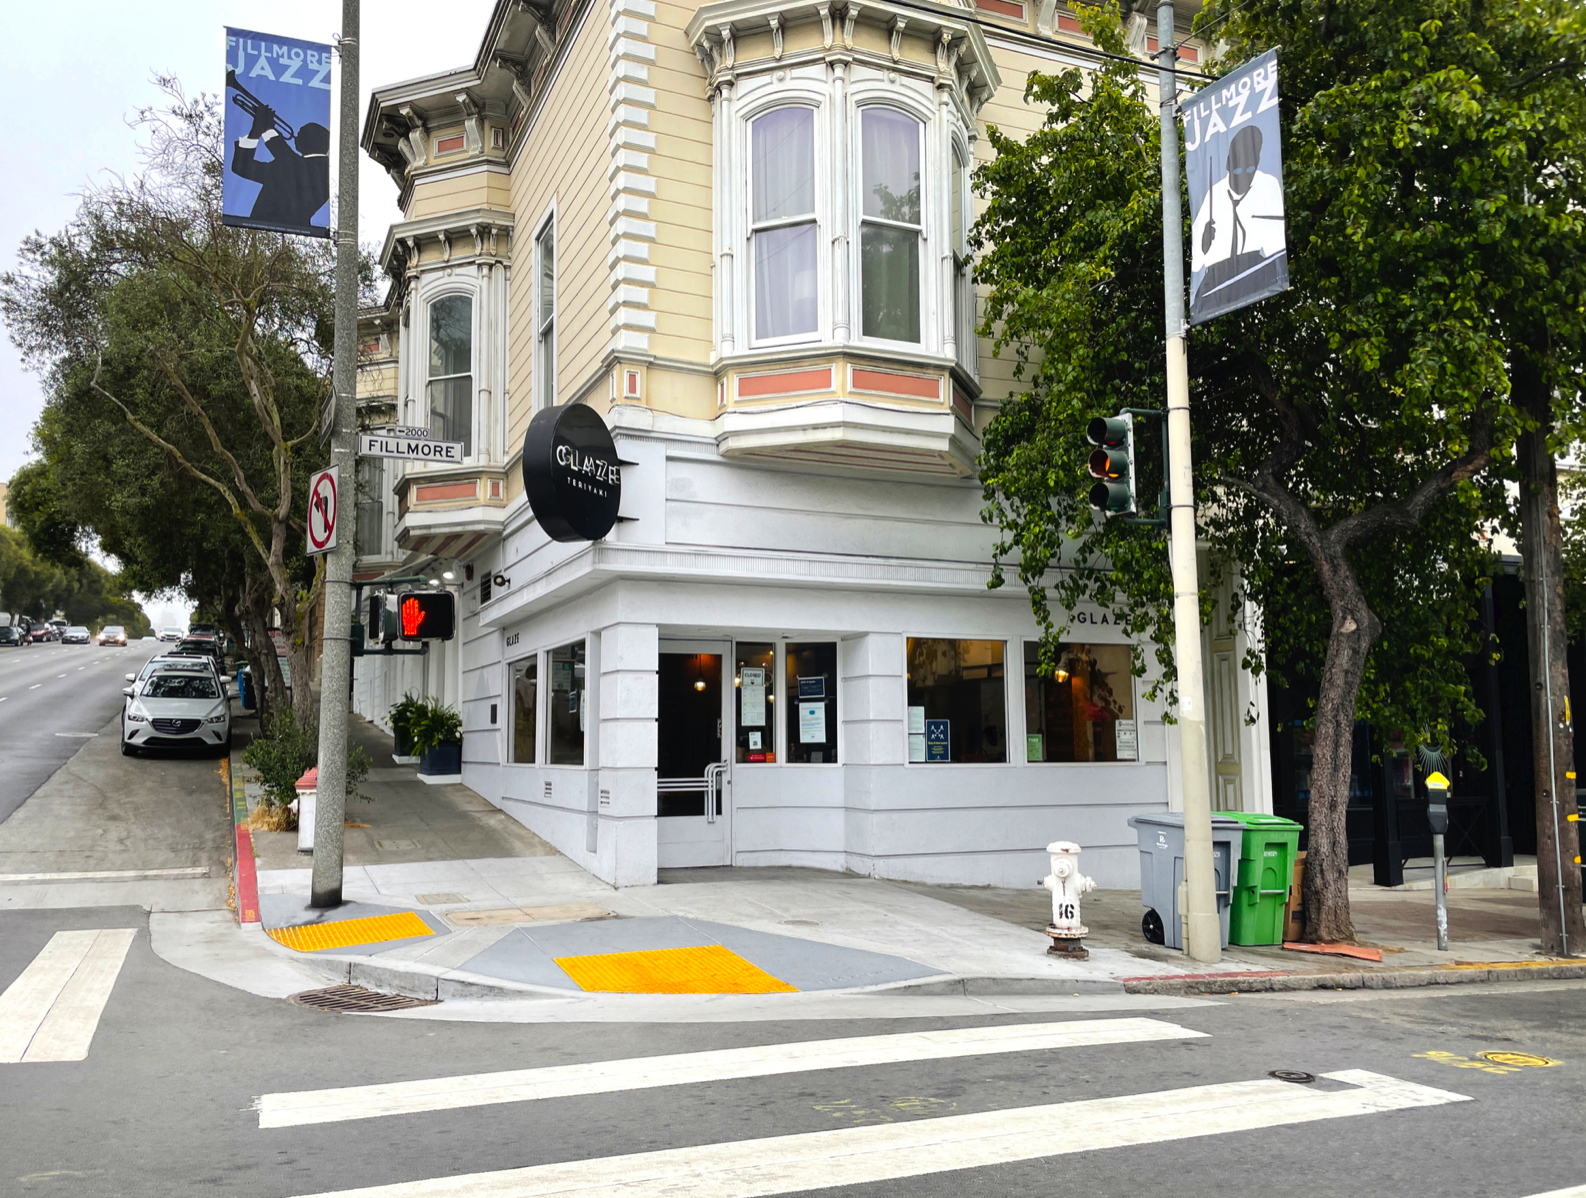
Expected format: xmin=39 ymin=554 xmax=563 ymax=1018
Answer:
xmin=522 ymin=403 xmax=622 ymax=542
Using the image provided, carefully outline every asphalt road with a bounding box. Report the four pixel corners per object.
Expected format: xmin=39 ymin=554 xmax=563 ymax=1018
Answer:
xmin=0 ymin=900 xmax=1582 ymax=1198
xmin=0 ymin=638 xmax=164 ymax=824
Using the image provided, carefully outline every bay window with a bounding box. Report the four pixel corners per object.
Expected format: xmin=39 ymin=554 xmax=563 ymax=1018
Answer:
xmin=751 ymin=106 xmax=819 ymax=342
xmin=859 ymin=107 xmax=922 ymax=344
xmin=951 ymin=147 xmax=975 ymax=371
xmin=427 ymin=294 xmax=472 ymax=455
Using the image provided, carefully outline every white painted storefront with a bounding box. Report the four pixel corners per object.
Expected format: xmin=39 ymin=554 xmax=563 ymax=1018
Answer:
xmin=351 ymin=408 xmax=1272 ymax=891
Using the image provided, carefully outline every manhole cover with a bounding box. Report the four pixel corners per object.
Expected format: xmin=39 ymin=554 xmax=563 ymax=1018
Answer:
xmin=288 ymin=985 xmax=438 ymax=1013
xmin=1478 ymin=1051 xmax=1559 ymax=1068
xmin=1268 ymin=1070 xmax=1316 ymax=1084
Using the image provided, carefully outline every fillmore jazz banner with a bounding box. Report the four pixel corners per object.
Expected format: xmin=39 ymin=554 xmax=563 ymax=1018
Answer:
xmin=222 ymin=28 xmax=334 ymax=238
xmin=1181 ymin=48 xmax=1289 ymax=325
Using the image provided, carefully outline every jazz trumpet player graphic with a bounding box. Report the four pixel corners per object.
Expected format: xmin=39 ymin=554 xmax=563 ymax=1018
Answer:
xmin=1181 ymin=48 xmax=1290 ymax=325
xmin=222 ymin=29 xmax=334 ymax=239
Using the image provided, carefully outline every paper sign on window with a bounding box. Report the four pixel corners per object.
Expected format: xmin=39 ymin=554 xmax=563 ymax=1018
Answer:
xmin=907 ymin=705 xmax=925 ymax=735
xmin=799 ymin=700 xmax=826 ymax=744
xmin=1114 ymin=719 xmax=1138 ymax=761
xmin=741 ymin=667 xmax=766 ymax=727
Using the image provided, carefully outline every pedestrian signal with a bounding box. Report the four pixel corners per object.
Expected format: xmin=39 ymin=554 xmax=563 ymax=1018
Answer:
xmin=394 ymin=591 xmax=455 ymax=642
xmin=1086 ymin=415 xmax=1136 ymax=515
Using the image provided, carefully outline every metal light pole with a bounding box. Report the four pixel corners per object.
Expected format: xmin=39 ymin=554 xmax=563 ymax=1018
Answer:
xmin=1156 ymin=0 xmax=1219 ymax=963
xmin=311 ymin=0 xmax=359 ymax=909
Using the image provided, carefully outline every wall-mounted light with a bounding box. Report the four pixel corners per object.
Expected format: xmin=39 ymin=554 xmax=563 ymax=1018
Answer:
xmin=442 ymin=570 xmax=455 ymax=581
xmin=493 ymin=573 xmax=510 ymax=589
xmin=427 ymin=577 xmax=440 ymax=586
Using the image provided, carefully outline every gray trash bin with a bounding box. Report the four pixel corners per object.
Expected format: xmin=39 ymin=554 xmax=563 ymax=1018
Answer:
xmin=1127 ymin=811 xmax=1245 ymax=950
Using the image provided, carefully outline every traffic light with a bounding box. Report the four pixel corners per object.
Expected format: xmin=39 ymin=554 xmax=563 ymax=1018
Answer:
xmin=1086 ymin=415 xmax=1136 ymax=515
xmin=394 ymin=590 xmax=455 ymax=641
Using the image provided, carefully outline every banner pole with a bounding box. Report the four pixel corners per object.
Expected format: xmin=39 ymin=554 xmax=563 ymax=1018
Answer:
xmin=311 ymin=0 xmax=360 ymax=908
xmin=1156 ymin=0 xmax=1219 ymax=962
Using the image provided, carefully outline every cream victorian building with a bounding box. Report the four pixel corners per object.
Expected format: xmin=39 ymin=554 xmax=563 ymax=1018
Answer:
xmin=349 ymin=0 xmax=1270 ymax=888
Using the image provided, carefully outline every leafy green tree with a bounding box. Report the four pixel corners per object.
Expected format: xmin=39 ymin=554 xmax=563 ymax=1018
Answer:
xmin=973 ymin=0 xmax=1585 ymax=946
xmin=0 ymin=82 xmax=335 ymax=720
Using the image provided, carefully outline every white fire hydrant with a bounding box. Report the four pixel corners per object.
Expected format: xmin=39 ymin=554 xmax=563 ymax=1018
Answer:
xmin=1041 ymin=840 xmax=1096 ymax=958
xmin=295 ymin=767 xmax=318 ymax=854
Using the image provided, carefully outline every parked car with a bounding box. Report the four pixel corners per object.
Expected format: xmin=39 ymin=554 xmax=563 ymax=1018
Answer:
xmin=49 ymin=619 xmax=69 ymax=637
xmin=24 ymin=618 xmax=55 ymax=643
xmin=0 ymin=625 xmax=21 ymax=647
xmin=158 ymin=626 xmax=185 ymax=642
xmin=175 ymin=637 xmax=224 ymax=664
xmin=61 ymin=626 xmax=92 ymax=645
xmin=127 ymin=653 xmax=229 ymax=697
xmin=121 ymin=667 xmax=231 ymax=756
xmin=98 ymin=625 xmax=128 ymax=646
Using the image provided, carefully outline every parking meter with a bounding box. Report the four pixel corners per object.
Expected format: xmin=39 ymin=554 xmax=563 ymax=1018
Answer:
xmin=1425 ymin=771 xmax=1450 ymax=950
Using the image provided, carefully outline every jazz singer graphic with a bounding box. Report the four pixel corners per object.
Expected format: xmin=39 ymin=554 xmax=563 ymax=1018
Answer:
xmin=226 ymin=70 xmax=330 ymax=234
xmin=1189 ymin=123 xmax=1287 ymax=317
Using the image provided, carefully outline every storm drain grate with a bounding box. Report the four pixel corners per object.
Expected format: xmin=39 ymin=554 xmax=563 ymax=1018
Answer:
xmin=288 ymin=985 xmax=438 ymax=1013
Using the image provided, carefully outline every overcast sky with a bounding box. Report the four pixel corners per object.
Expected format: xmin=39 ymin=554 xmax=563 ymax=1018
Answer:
xmin=0 ymin=3 xmax=495 ymax=625
xmin=0 ymin=1 xmax=497 ymax=487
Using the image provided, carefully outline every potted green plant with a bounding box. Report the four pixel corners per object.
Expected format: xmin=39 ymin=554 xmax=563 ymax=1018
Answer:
xmin=389 ymin=692 xmax=424 ymax=759
xmin=408 ymin=700 xmax=463 ymax=776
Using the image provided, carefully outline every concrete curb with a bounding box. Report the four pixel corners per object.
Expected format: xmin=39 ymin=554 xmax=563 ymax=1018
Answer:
xmin=262 ymin=943 xmax=1131 ymax=1002
xmin=1121 ymin=961 xmax=1586 ymax=995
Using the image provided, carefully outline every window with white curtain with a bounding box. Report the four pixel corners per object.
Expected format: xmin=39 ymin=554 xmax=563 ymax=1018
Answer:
xmin=536 ymin=222 xmax=556 ymax=407
xmin=859 ymin=107 xmax=922 ymax=343
xmin=750 ymin=106 xmax=818 ymax=342
xmin=427 ymin=295 xmax=472 ymax=455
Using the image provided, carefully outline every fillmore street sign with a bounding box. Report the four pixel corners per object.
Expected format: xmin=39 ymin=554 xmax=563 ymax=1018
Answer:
xmin=522 ymin=403 xmax=622 ymax=542
xmin=357 ymin=429 xmax=465 ymax=463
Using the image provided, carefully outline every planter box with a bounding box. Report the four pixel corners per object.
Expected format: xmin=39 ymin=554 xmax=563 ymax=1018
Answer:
xmin=393 ymin=726 xmax=413 ymax=757
xmin=419 ymin=743 xmax=462 ymax=776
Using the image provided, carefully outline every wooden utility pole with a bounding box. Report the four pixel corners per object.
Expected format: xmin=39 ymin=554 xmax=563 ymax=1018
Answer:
xmin=1515 ymin=354 xmax=1586 ymax=957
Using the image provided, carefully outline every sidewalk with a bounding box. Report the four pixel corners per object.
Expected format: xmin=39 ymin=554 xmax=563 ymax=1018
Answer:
xmin=155 ymin=717 xmax=1585 ymax=1016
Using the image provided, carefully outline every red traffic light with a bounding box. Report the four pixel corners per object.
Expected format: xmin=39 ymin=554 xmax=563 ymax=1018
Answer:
xmin=395 ymin=591 xmax=456 ymax=642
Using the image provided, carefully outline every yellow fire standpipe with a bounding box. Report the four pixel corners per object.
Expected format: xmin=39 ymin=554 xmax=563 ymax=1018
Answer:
xmin=1156 ymin=0 xmax=1219 ymax=963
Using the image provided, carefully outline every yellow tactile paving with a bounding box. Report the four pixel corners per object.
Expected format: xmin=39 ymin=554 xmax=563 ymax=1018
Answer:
xmin=267 ymin=912 xmax=433 ymax=952
xmin=554 ymin=944 xmax=799 ymax=994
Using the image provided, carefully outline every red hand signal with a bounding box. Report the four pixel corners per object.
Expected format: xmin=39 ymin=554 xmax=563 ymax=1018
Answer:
xmin=401 ymin=596 xmax=426 ymax=638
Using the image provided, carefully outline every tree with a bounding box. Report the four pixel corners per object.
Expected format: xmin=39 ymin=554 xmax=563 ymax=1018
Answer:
xmin=973 ymin=0 xmax=1584 ymax=944
xmin=0 ymin=81 xmax=337 ymax=721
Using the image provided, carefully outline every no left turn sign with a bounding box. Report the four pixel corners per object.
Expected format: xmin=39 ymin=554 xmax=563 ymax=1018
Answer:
xmin=307 ymin=465 xmax=338 ymax=556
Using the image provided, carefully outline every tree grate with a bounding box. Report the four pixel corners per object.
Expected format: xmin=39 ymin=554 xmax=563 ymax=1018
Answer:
xmin=288 ymin=985 xmax=438 ymax=1013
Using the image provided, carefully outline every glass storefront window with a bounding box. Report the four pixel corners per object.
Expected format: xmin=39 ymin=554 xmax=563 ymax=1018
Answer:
xmin=548 ymin=641 xmax=585 ymax=765
xmin=785 ymin=642 xmax=838 ymax=763
xmin=509 ymin=657 xmax=537 ymax=763
xmin=735 ymin=642 xmax=776 ymax=763
xmin=1023 ymin=642 xmax=1136 ymax=763
xmin=906 ymin=639 xmax=1006 ymax=763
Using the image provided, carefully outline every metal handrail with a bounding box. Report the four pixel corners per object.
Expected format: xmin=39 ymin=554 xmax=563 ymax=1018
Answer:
xmin=658 ymin=761 xmax=730 ymax=823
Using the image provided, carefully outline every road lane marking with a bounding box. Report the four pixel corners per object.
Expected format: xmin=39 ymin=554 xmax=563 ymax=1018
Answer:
xmin=54 ymin=733 xmax=98 ymax=738
xmin=256 ymin=1018 xmax=1208 ymax=1128
xmin=1521 ymin=1189 xmax=1586 ymax=1198
xmin=0 ymin=867 xmax=209 ymax=884
xmin=28 ymin=684 xmax=40 ymax=690
xmin=287 ymin=1070 xmax=1468 ymax=1197
xmin=0 ymin=929 xmax=136 ymax=1063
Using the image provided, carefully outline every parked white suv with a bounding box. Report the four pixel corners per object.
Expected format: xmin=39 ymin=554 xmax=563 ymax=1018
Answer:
xmin=122 ymin=667 xmax=231 ymax=756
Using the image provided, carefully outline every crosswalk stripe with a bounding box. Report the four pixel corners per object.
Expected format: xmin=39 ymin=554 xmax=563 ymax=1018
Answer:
xmin=1521 ymin=1189 xmax=1586 ymax=1198
xmin=0 ymin=928 xmax=136 ymax=1064
xmin=292 ymin=1070 xmax=1468 ymax=1198
xmin=257 ymin=1016 xmax=1206 ymax=1129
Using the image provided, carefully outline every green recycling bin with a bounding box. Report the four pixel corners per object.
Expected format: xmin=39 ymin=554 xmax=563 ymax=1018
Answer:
xmin=1216 ymin=811 xmax=1302 ymax=946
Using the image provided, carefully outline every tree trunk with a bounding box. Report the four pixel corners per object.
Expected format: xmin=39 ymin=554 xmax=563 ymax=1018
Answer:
xmin=1301 ymin=562 xmax=1381 ymax=943
xmin=241 ymin=594 xmax=287 ymax=721
xmin=1514 ymin=357 xmax=1586 ymax=957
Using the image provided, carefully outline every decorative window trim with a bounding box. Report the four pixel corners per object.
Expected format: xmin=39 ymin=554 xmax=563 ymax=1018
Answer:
xmin=419 ymin=282 xmax=479 ymax=461
xmin=532 ymin=203 xmax=557 ymax=410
